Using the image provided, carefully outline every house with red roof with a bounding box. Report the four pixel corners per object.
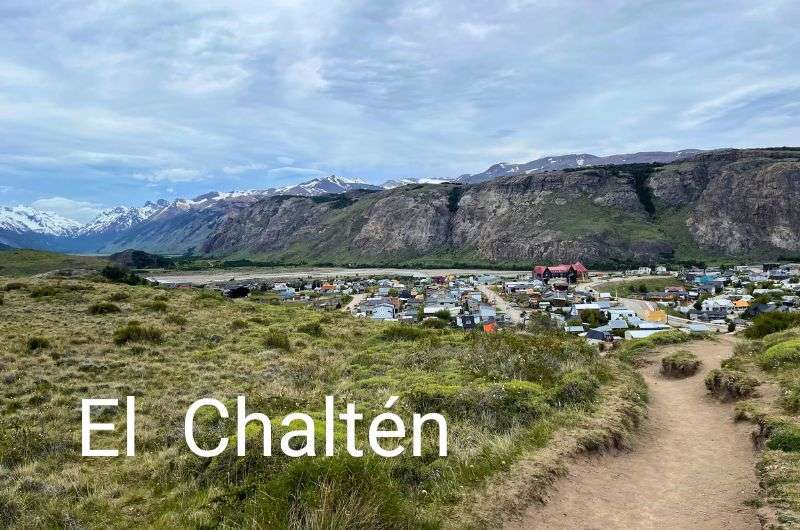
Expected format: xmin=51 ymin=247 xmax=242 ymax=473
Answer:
xmin=533 ymin=261 xmax=589 ymax=283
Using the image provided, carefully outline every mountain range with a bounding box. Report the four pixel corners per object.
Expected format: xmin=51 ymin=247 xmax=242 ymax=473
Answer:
xmin=2 ymin=148 xmax=799 ymax=267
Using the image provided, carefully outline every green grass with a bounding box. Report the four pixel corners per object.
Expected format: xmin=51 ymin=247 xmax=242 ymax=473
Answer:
xmin=0 ymin=249 xmax=107 ymax=276
xmin=0 ymin=274 xmax=641 ymax=528
xmin=595 ymin=277 xmax=686 ymax=296
xmin=717 ymin=328 xmax=800 ymax=526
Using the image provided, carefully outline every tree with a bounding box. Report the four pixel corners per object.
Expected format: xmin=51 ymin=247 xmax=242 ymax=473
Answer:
xmin=582 ymin=309 xmax=608 ymax=328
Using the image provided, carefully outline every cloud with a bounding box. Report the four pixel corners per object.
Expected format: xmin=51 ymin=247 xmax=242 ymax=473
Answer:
xmin=31 ymin=197 xmax=103 ymax=222
xmin=133 ymin=168 xmax=207 ymax=182
xmin=0 ymin=0 xmax=797 ymax=206
xmin=266 ymin=166 xmax=326 ymax=181
xmin=222 ymin=163 xmax=269 ymax=175
xmin=458 ymin=22 xmax=499 ymax=40
xmin=284 ymin=57 xmax=329 ymax=93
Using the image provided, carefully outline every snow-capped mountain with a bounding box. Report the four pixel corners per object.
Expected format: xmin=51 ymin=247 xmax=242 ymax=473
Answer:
xmin=381 ymin=177 xmax=452 ymax=189
xmin=273 ymin=175 xmax=382 ymax=196
xmin=79 ymin=200 xmax=171 ymax=236
xmin=458 ymin=150 xmax=704 ymax=183
xmin=0 ymin=205 xmax=83 ymax=249
xmin=0 ymin=205 xmax=81 ymax=236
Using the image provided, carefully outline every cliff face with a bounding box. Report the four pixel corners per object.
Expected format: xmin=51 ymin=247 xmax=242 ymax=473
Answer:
xmin=101 ymin=148 xmax=800 ymax=265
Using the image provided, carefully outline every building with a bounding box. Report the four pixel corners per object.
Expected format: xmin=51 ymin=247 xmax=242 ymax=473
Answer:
xmin=533 ymin=261 xmax=589 ymax=283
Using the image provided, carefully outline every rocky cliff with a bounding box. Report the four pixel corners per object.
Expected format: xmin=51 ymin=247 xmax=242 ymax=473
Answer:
xmin=97 ymin=148 xmax=799 ymax=266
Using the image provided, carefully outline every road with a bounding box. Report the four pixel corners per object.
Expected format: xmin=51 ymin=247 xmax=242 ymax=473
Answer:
xmin=508 ymin=337 xmax=760 ymax=529
xmin=343 ymin=292 xmax=367 ymax=313
xmin=583 ymin=275 xmax=730 ymax=333
xmin=477 ymin=284 xmax=524 ymax=324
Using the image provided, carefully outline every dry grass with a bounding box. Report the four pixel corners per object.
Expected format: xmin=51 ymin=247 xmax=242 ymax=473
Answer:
xmin=0 ymin=275 xmax=640 ymax=528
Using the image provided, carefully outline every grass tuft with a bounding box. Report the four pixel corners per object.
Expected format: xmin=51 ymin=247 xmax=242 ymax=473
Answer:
xmin=660 ymin=350 xmax=702 ymax=378
xmin=113 ymin=322 xmax=164 ymax=345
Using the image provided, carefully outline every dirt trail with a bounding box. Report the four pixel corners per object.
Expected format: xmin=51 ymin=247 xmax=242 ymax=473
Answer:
xmin=507 ymin=338 xmax=761 ymax=530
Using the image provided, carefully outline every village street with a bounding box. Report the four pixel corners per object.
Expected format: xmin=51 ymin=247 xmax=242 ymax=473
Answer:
xmin=477 ymin=284 xmax=524 ymax=324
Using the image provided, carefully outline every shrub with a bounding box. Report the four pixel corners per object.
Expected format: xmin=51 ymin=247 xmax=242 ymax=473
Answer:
xmin=766 ymin=424 xmax=800 ymax=452
xmin=88 ymin=302 xmax=121 ymax=315
xmin=164 ymin=314 xmax=188 ymax=326
xmin=144 ymin=300 xmax=168 ymax=312
xmin=743 ymin=313 xmax=800 ymax=339
xmin=782 ymin=380 xmax=800 ymax=414
xmin=758 ymin=339 xmax=800 ymax=370
xmin=433 ymin=309 xmax=452 ymax=322
xmin=463 ymin=331 xmax=597 ymax=384
xmin=548 ymin=369 xmax=601 ymax=406
xmin=26 ymin=336 xmax=50 ymax=352
xmin=297 ymin=321 xmax=324 ymax=337
xmin=264 ymin=329 xmax=291 ymax=351
xmin=661 ymin=351 xmax=702 ymax=378
xmin=404 ymin=379 xmax=551 ymax=427
xmin=704 ymin=369 xmax=759 ymax=401
xmin=229 ymin=318 xmax=249 ymax=330
xmin=29 ymin=285 xmax=59 ymax=298
xmin=421 ymin=318 xmax=448 ymax=329
xmin=381 ymin=325 xmax=426 ymax=341
xmin=3 ymin=282 xmax=26 ymax=291
xmin=101 ymin=264 xmax=146 ymax=286
xmin=113 ymin=323 xmax=163 ymax=345
xmin=109 ymin=292 xmax=130 ymax=302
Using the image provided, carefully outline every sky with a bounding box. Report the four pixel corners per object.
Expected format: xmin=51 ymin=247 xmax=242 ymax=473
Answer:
xmin=0 ymin=0 xmax=799 ymax=222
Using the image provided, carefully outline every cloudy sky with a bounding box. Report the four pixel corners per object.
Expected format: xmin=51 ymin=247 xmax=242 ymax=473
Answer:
xmin=0 ymin=0 xmax=798 ymax=221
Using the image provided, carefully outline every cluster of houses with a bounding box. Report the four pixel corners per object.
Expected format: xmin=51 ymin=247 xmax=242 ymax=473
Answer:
xmin=352 ymin=276 xmax=504 ymax=331
xmin=662 ymin=263 xmax=800 ymax=324
xmin=169 ymin=259 xmax=800 ymax=346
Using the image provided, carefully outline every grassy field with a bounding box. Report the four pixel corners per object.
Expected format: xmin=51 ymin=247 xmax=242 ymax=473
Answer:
xmin=595 ymin=277 xmax=686 ymax=296
xmin=0 ymin=249 xmax=107 ymax=277
xmin=715 ymin=328 xmax=800 ymax=527
xmin=0 ymin=271 xmax=647 ymax=528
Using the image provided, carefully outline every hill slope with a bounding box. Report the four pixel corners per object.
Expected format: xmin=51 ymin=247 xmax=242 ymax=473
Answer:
xmin=95 ymin=148 xmax=800 ymax=267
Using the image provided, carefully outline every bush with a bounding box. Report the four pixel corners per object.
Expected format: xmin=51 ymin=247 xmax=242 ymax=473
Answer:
xmin=3 ymin=282 xmax=26 ymax=291
xmin=766 ymin=424 xmax=800 ymax=452
xmin=144 ymin=300 xmax=168 ymax=312
xmin=433 ymin=309 xmax=452 ymax=322
xmin=164 ymin=314 xmax=188 ymax=326
xmin=381 ymin=325 xmax=426 ymax=341
xmin=404 ymin=379 xmax=551 ymax=428
xmin=26 ymin=336 xmax=50 ymax=352
xmin=758 ymin=339 xmax=800 ymax=370
xmin=88 ymin=302 xmax=121 ymax=315
xmin=264 ymin=329 xmax=291 ymax=351
xmin=704 ymin=369 xmax=759 ymax=401
xmin=101 ymin=264 xmax=146 ymax=286
xmin=463 ymin=331 xmax=597 ymax=384
xmin=661 ymin=351 xmax=702 ymax=378
xmin=297 ymin=321 xmax=324 ymax=337
xmin=782 ymin=381 xmax=800 ymax=413
xmin=744 ymin=313 xmax=800 ymax=339
xmin=421 ymin=318 xmax=448 ymax=329
xmin=29 ymin=285 xmax=59 ymax=298
xmin=113 ymin=323 xmax=163 ymax=345
xmin=548 ymin=369 xmax=601 ymax=406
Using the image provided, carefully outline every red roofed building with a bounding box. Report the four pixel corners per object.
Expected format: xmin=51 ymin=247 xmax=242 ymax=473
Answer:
xmin=533 ymin=261 xmax=589 ymax=283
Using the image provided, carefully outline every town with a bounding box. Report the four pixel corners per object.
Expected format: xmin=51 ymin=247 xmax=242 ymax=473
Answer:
xmin=153 ymin=259 xmax=800 ymax=348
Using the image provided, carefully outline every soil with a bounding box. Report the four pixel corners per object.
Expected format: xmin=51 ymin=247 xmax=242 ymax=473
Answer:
xmin=506 ymin=337 xmax=761 ymax=530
